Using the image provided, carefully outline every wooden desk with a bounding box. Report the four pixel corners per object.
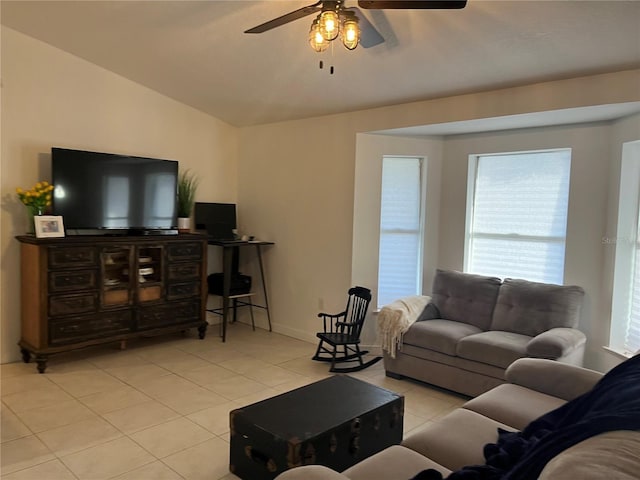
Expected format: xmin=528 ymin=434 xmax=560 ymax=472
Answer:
xmin=208 ymin=240 xmax=273 ymax=342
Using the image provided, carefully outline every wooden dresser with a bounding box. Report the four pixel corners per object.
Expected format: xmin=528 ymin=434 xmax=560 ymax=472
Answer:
xmin=16 ymin=233 xmax=208 ymax=373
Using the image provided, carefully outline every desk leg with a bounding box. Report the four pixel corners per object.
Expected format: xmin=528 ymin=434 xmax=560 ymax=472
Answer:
xmin=256 ymin=245 xmax=272 ymax=332
xmin=222 ymin=246 xmax=233 ymax=342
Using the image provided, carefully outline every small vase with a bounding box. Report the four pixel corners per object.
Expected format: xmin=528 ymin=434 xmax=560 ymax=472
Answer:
xmin=26 ymin=206 xmax=44 ymax=234
xmin=178 ymin=217 xmax=190 ymax=233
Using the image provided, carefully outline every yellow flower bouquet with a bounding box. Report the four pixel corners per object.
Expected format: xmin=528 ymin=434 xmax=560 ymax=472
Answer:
xmin=16 ymin=181 xmax=54 ymax=212
xmin=16 ymin=181 xmax=54 ymax=233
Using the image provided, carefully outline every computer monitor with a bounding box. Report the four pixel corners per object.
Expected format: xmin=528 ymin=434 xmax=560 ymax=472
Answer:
xmin=194 ymin=202 xmax=237 ymax=240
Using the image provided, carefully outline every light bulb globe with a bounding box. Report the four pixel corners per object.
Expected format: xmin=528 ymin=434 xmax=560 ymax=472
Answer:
xmin=309 ymin=19 xmax=329 ymax=52
xmin=341 ymin=15 xmax=360 ymax=50
xmin=319 ymin=10 xmax=340 ymax=41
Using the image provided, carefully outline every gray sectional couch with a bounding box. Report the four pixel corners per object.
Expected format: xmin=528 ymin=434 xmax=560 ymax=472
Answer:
xmin=384 ymin=269 xmax=586 ymax=396
xmin=276 ymin=358 xmax=640 ymax=480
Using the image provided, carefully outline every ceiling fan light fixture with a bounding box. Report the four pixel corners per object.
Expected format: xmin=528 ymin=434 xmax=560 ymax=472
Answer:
xmin=309 ymin=18 xmax=329 ymax=52
xmin=341 ymin=13 xmax=360 ymax=50
xmin=248 ymin=0 xmax=469 ymax=55
xmin=319 ymin=10 xmax=340 ymax=41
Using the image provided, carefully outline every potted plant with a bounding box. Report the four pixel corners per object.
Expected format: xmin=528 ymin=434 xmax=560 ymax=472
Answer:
xmin=176 ymin=169 xmax=199 ymax=233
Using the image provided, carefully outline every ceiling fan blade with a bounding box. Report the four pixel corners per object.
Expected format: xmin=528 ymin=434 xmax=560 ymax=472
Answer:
xmin=351 ymin=8 xmax=384 ymax=48
xmin=245 ymin=1 xmax=322 ymax=34
xmin=358 ymin=0 xmax=467 ymax=9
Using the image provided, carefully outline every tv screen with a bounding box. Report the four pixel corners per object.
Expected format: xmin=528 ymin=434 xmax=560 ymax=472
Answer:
xmin=52 ymin=148 xmax=178 ymax=235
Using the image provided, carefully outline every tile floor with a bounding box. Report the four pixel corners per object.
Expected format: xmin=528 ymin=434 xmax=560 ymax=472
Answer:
xmin=1 ymin=323 xmax=467 ymax=480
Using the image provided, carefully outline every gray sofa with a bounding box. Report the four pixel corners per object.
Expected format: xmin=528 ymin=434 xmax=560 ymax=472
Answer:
xmin=276 ymin=358 xmax=640 ymax=480
xmin=384 ymin=269 xmax=586 ymax=397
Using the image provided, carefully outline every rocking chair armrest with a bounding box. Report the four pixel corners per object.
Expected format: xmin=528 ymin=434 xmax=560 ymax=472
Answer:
xmin=318 ymin=311 xmax=348 ymax=333
xmin=334 ymin=321 xmax=353 ymax=327
xmin=317 ymin=311 xmax=347 ymax=319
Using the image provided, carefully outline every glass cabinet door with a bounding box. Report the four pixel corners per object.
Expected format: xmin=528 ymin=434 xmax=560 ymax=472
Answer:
xmin=136 ymin=245 xmax=164 ymax=302
xmin=101 ymin=246 xmax=133 ymax=306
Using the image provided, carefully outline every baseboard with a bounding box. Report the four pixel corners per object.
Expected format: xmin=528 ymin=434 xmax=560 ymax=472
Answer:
xmin=362 ymin=344 xmax=383 ymax=356
xmin=204 ymin=315 xmax=384 ymax=354
xmin=270 ymin=323 xmax=318 ymax=344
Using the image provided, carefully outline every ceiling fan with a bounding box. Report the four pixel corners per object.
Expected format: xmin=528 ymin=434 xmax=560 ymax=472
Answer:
xmin=245 ymin=1 xmax=467 ymax=51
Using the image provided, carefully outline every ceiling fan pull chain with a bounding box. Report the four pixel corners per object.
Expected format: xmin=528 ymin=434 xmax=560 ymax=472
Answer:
xmin=317 ymin=56 xmax=335 ymax=74
xmin=329 ymin=37 xmax=335 ymax=74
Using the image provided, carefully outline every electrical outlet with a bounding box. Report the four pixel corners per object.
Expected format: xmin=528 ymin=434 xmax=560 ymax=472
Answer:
xmin=318 ymin=298 xmax=324 ymax=310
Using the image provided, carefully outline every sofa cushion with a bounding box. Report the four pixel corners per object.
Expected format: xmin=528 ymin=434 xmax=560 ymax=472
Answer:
xmin=489 ymin=278 xmax=585 ymax=336
xmin=431 ymin=269 xmax=502 ymax=330
xmin=341 ymin=445 xmax=450 ymax=480
xmin=402 ymin=409 xmax=515 ymax=471
xmin=462 ymin=383 xmax=566 ymax=430
xmin=539 ymin=430 xmax=640 ymax=480
xmin=457 ymin=331 xmax=530 ymax=368
xmin=403 ymin=320 xmax=482 ymax=356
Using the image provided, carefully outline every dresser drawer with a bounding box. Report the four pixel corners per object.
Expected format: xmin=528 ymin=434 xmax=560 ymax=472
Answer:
xmin=49 ymin=293 xmax=98 ymax=317
xmin=168 ymin=262 xmax=201 ymax=282
xmin=48 ymin=246 xmax=97 ymax=268
xmin=138 ymin=300 xmax=200 ymax=329
xmin=167 ymin=242 xmax=203 ymax=262
xmin=50 ymin=310 xmax=132 ymax=345
xmin=167 ymin=282 xmax=200 ymax=300
xmin=49 ymin=270 xmax=97 ymax=293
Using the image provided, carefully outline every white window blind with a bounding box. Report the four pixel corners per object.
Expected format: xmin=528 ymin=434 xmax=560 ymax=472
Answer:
xmin=610 ymin=140 xmax=640 ymax=355
xmin=465 ymin=150 xmax=571 ymax=284
xmin=378 ymin=157 xmax=424 ymax=308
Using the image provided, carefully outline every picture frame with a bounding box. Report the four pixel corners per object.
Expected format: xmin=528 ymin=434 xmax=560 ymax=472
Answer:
xmin=34 ymin=215 xmax=65 ymax=238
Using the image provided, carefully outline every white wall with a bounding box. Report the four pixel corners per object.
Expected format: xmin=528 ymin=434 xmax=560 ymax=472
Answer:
xmin=238 ymin=71 xmax=640 ymax=372
xmin=237 ymin=117 xmax=360 ymax=340
xmin=1 ymin=27 xmax=239 ymax=363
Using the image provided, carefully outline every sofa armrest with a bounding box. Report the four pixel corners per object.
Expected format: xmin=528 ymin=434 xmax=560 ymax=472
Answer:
xmin=275 ymin=466 xmax=350 ymax=480
xmin=378 ymin=295 xmax=431 ymax=358
xmin=505 ymin=358 xmax=602 ymax=401
xmin=526 ymin=327 xmax=586 ymax=359
xmin=276 ymin=465 xmax=349 ymax=480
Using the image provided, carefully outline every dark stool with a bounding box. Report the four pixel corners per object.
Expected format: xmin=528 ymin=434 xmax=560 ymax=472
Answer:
xmin=206 ymin=273 xmax=255 ymax=331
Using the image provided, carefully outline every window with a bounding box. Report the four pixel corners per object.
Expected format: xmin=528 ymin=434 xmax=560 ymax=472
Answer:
xmin=377 ymin=156 xmax=425 ymax=307
xmin=464 ymin=149 xmax=571 ymax=284
xmin=610 ymin=141 xmax=640 ymax=356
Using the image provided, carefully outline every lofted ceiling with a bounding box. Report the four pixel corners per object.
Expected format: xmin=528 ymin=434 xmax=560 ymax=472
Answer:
xmin=2 ymin=1 xmax=640 ymax=128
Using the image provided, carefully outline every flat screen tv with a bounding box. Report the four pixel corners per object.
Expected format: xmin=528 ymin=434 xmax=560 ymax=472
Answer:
xmin=52 ymin=147 xmax=179 ymax=235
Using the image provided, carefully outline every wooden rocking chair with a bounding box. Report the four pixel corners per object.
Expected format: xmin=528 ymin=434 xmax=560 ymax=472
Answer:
xmin=312 ymin=286 xmax=382 ymax=373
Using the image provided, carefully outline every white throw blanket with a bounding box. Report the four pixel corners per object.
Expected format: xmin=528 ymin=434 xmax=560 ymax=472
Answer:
xmin=377 ymin=295 xmax=431 ymax=359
